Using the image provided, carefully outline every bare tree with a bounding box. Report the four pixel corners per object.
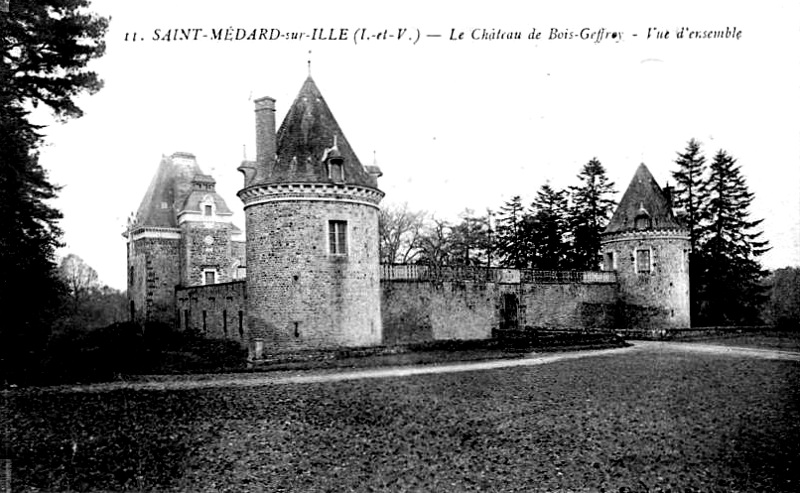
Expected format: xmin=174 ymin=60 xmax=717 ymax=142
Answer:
xmin=379 ymin=202 xmax=428 ymax=264
xmin=58 ymin=253 xmax=99 ymax=310
xmin=416 ymin=218 xmax=454 ymax=268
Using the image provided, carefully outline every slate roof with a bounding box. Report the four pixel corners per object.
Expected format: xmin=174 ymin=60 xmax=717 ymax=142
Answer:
xmin=261 ymin=76 xmax=379 ymax=188
xmin=134 ymin=153 xmax=233 ymax=228
xmin=604 ymin=163 xmax=685 ymax=234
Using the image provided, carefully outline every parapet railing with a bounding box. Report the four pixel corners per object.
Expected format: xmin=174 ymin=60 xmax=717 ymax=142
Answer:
xmin=379 ymin=264 xmax=617 ymax=284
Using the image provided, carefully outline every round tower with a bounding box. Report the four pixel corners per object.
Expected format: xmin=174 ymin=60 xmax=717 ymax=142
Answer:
xmin=238 ymin=76 xmax=384 ymax=354
xmin=601 ymin=164 xmax=690 ymax=333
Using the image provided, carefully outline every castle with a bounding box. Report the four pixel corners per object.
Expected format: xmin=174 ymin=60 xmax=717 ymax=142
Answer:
xmin=125 ymin=75 xmax=690 ymax=358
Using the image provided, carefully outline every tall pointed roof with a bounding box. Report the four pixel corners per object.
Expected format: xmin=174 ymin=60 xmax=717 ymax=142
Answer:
xmin=604 ymin=163 xmax=685 ymax=234
xmin=263 ymin=76 xmax=379 ymax=188
xmin=133 ymin=153 xmax=233 ymax=229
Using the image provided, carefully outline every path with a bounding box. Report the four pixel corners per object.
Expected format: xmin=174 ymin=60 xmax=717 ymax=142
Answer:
xmin=36 ymin=341 xmax=800 ymax=393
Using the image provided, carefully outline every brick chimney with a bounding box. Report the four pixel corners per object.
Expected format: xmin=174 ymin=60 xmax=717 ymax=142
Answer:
xmin=254 ymin=96 xmax=276 ymax=164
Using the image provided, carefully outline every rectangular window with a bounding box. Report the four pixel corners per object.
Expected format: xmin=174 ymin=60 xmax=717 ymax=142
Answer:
xmin=604 ymin=251 xmax=616 ymax=271
xmin=636 ymin=249 xmax=651 ymax=273
xmin=223 ymin=309 xmax=228 ymax=336
xmin=328 ymin=220 xmax=347 ymax=255
xmin=204 ymin=270 xmax=216 ymax=285
xmin=204 ymin=204 xmax=212 ymax=216
xmin=238 ymin=310 xmax=244 ymax=339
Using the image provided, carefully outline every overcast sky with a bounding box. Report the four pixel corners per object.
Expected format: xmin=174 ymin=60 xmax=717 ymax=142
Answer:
xmin=34 ymin=0 xmax=800 ymax=290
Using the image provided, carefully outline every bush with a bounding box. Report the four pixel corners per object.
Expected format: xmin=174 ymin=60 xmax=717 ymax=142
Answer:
xmin=15 ymin=322 xmax=246 ymax=385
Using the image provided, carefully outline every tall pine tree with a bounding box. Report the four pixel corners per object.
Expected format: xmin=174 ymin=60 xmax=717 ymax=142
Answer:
xmin=495 ymin=196 xmax=530 ymax=268
xmin=528 ymin=184 xmax=569 ymax=270
xmin=567 ymin=158 xmax=617 ymax=270
xmin=672 ymin=139 xmax=707 ymax=248
xmin=696 ymin=149 xmax=769 ymax=325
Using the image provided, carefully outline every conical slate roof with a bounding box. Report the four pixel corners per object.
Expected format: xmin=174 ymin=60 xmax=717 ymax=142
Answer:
xmin=604 ymin=163 xmax=684 ymax=234
xmin=263 ymin=76 xmax=378 ymax=188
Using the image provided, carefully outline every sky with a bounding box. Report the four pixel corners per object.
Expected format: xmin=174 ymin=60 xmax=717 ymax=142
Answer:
xmin=33 ymin=0 xmax=800 ymax=290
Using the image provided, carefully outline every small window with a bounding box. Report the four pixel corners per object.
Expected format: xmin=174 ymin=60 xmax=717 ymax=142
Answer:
xmin=238 ymin=311 xmax=244 ymax=338
xmin=204 ymin=270 xmax=216 ymax=285
xmin=604 ymin=251 xmax=616 ymax=271
xmin=636 ymin=249 xmax=651 ymax=273
xmin=204 ymin=204 xmax=213 ymax=216
xmin=635 ymin=214 xmax=652 ymax=230
xmin=329 ymin=220 xmax=347 ymax=255
xmin=223 ymin=309 xmax=228 ymax=336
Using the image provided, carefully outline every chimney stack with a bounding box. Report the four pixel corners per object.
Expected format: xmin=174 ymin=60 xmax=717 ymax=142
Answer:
xmin=254 ymin=96 xmax=276 ymax=164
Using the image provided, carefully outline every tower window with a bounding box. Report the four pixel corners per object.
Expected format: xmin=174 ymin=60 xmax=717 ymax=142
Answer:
xmin=204 ymin=270 xmax=217 ymax=285
xmin=634 ymin=214 xmax=652 ymax=230
xmin=604 ymin=251 xmax=616 ymax=271
xmin=204 ymin=204 xmax=213 ymax=216
xmin=636 ymin=249 xmax=651 ymax=273
xmin=329 ymin=220 xmax=347 ymax=255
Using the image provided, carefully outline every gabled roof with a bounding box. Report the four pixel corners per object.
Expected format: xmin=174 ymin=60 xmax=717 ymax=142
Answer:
xmin=604 ymin=163 xmax=685 ymax=234
xmin=263 ymin=76 xmax=379 ymax=188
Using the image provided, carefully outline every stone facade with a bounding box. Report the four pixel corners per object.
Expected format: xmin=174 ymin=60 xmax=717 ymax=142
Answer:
xmin=127 ymin=233 xmax=181 ymax=324
xmin=381 ymin=269 xmax=619 ymax=345
xmin=175 ymin=281 xmax=247 ymax=341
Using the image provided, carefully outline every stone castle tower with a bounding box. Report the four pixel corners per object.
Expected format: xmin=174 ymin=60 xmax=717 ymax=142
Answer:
xmin=237 ymin=76 xmax=384 ymax=352
xmin=601 ymin=163 xmax=691 ymax=330
xmin=125 ymin=152 xmax=245 ymax=324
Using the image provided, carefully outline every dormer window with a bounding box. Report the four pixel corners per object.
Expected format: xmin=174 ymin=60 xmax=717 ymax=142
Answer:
xmin=635 ymin=215 xmax=652 ymax=230
xmin=329 ymin=157 xmax=345 ymax=182
xmin=200 ymin=195 xmax=215 ymax=217
xmin=323 ymin=135 xmax=345 ymax=183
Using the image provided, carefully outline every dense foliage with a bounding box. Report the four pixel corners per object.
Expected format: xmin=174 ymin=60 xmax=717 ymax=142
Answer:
xmin=671 ymin=140 xmax=770 ymax=325
xmin=1 ymin=0 xmax=108 ymax=378
xmin=381 ymin=158 xmax=616 ymax=270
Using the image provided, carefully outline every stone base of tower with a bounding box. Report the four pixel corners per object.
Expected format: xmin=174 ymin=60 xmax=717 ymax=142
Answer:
xmin=240 ymin=185 xmax=384 ymax=354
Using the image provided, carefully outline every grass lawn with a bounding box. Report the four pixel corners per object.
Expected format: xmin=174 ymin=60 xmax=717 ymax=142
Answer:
xmin=6 ymin=347 xmax=800 ymax=492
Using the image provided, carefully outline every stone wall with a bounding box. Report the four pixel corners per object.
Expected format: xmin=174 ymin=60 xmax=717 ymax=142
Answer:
xmin=175 ymin=281 xmax=247 ymax=342
xmin=381 ymin=276 xmax=619 ymax=346
xmin=245 ymin=198 xmax=381 ymax=351
xmin=128 ymin=235 xmax=181 ymax=325
xmin=603 ymin=233 xmax=691 ymax=329
xmin=179 ymin=222 xmax=236 ymax=286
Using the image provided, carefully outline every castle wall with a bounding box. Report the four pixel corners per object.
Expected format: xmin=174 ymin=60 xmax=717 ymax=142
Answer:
xmin=381 ymin=277 xmax=619 ymax=346
xmin=245 ymin=198 xmax=381 ymax=351
xmin=127 ymin=235 xmax=181 ymax=325
xmin=175 ymin=281 xmax=247 ymax=342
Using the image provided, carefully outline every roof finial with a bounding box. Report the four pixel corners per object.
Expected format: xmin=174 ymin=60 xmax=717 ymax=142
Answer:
xmin=307 ymin=50 xmax=312 ymax=77
xmin=373 ymin=150 xmax=377 ymax=165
